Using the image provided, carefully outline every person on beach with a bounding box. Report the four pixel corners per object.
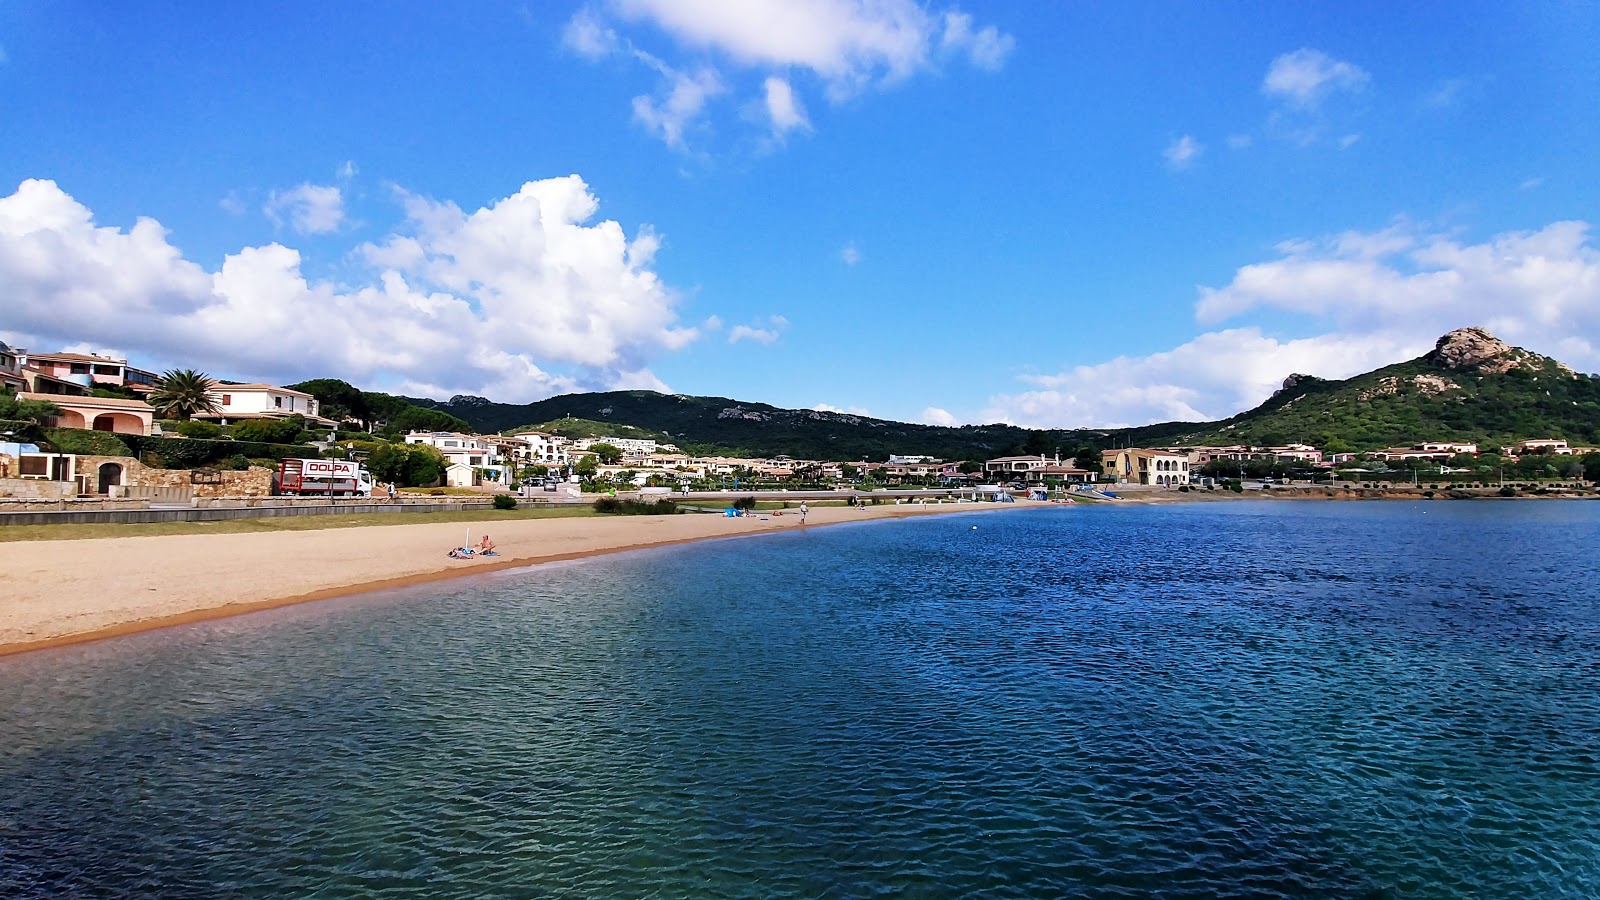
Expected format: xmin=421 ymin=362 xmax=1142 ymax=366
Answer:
xmin=477 ymin=534 xmax=497 ymax=555
xmin=799 ymin=501 xmax=808 ymax=524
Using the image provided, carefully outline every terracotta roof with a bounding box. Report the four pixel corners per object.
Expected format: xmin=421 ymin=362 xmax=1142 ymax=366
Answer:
xmin=23 ymin=351 xmax=127 ymax=365
xmin=20 ymin=392 xmax=154 ymax=410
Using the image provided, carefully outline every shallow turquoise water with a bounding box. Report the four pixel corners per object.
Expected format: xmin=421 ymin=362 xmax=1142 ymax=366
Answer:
xmin=3 ymin=501 xmax=1600 ymax=897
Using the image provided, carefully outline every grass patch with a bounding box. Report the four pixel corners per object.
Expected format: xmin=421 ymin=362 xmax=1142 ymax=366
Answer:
xmin=401 ymin=486 xmax=490 ymax=496
xmin=0 ymin=505 xmax=597 ymax=543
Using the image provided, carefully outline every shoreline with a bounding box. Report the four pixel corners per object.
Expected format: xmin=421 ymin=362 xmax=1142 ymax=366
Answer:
xmin=0 ymin=500 xmax=1045 ymax=658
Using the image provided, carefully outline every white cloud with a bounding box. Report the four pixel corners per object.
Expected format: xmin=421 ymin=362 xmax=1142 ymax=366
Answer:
xmin=815 ymin=402 xmax=871 ymax=416
xmin=1196 ymin=220 xmax=1600 ymax=348
xmin=1226 ymin=134 xmax=1253 ymax=150
xmin=1423 ymin=78 xmax=1466 ymax=109
xmin=1164 ymin=134 xmax=1203 ymax=170
xmin=0 ymin=177 xmax=700 ymax=401
xmin=219 ymin=192 xmax=246 ymax=216
xmin=1521 ymin=177 xmax=1545 ymax=191
xmin=762 ymin=76 xmax=810 ymax=139
xmin=567 ymin=1 xmax=1011 ymax=148
xmin=263 ymin=183 xmax=345 ymax=235
xmin=631 ymin=57 xmax=725 ymax=149
xmin=840 ymin=242 xmax=861 ymax=266
xmin=1338 ymin=133 xmax=1361 ymax=149
xmin=1262 ymin=48 xmax=1369 ymax=107
xmin=728 ymin=314 xmax=788 ymax=345
xmin=337 ymin=160 xmax=359 ymax=180
xmin=939 ymin=11 xmax=1014 ymax=71
xmin=921 ymin=406 xmax=959 ymax=426
xmin=563 ymin=8 xmax=620 ymax=59
xmin=984 ymin=218 xmax=1600 ymax=428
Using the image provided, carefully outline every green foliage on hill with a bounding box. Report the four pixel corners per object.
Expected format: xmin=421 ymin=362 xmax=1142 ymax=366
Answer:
xmin=40 ymin=427 xmax=132 ymax=457
xmin=414 ymin=391 xmax=1061 ymax=461
xmin=289 ymin=329 xmax=1600 ymax=461
xmin=1155 ymin=350 xmax=1600 ymax=451
xmin=288 ymin=378 xmax=471 ymax=436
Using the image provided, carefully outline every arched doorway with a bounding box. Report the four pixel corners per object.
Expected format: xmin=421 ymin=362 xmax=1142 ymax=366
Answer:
xmin=97 ymin=462 xmax=123 ymax=494
xmin=93 ymin=414 xmax=116 ymax=432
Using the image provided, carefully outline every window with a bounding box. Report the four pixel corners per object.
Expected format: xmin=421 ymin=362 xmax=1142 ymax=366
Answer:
xmin=273 ymin=396 xmax=283 ymax=408
xmin=221 ymin=394 xmax=232 ymax=405
xmin=70 ymin=363 xmax=90 ymax=374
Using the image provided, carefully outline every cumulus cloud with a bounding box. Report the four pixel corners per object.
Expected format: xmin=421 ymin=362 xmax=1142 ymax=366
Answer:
xmin=567 ymin=0 xmax=1011 ymax=148
xmin=982 ymin=329 xmax=1420 ymax=428
xmin=921 ymin=406 xmax=959 ymax=426
xmin=728 ymin=314 xmax=788 ymax=345
xmin=0 ymin=177 xmax=699 ymax=401
xmin=762 ymin=76 xmax=810 ymax=139
xmin=264 ymin=183 xmax=345 ymax=235
xmin=984 ymin=218 xmax=1600 ymax=428
xmin=1164 ymin=134 xmax=1203 ymax=169
xmin=1262 ymin=48 xmax=1369 ymax=107
xmin=840 ymin=242 xmax=861 ymax=266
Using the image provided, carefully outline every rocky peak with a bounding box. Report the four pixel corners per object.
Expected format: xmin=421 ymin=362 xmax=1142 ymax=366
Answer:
xmin=1427 ymin=327 xmax=1515 ymax=371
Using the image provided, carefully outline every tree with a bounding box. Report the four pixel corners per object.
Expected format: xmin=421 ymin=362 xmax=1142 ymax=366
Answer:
xmin=590 ymin=442 xmax=623 ymax=465
xmin=840 ymin=463 xmax=860 ymax=479
xmin=0 ymin=390 xmax=61 ymax=425
xmin=958 ymin=460 xmax=983 ymax=475
xmin=573 ymin=454 xmax=599 ymax=478
xmin=149 ymin=369 xmax=223 ymax=421
xmin=231 ymin=415 xmax=306 ymax=444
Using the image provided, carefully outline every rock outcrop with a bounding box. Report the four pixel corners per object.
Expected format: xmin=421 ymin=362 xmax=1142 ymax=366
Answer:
xmin=1427 ymin=327 xmax=1518 ymax=372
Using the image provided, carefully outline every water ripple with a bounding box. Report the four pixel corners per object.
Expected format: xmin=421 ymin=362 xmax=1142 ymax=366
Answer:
xmin=3 ymin=502 xmax=1600 ymax=897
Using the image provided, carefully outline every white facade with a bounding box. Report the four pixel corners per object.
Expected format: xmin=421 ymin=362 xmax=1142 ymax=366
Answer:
xmin=212 ymin=384 xmax=322 ymax=420
xmin=405 ymin=431 xmax=510 ymax=484
xmin=510 ymin=431 xmax=571 ymax=468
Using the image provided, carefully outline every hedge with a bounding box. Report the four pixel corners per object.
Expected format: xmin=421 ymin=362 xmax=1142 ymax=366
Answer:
xmin=40 ymin=427 xmax=133 ymax=457
xmin=123 ymin=435 xmax=312 ymax=469
xmin=0 ymin=418 xmax=40 ymax=442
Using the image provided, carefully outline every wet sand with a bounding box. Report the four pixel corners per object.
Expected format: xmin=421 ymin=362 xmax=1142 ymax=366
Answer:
xmin=0 ymin=500 xmax=1046 ymax=656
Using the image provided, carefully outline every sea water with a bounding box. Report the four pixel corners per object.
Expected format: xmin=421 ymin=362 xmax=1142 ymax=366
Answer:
xmin=2 ymin=501 xmax=1599 ymax=897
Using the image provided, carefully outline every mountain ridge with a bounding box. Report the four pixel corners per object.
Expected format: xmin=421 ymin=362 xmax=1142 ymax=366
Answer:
xmin=296 ymin=328 xmax=1600 ymax=460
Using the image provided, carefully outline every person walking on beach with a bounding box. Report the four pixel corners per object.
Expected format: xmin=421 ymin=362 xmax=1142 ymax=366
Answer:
xmin=799 ymin=501 xmax=808 ymax=525
xmin=387 ymin=482 xmax=397 ymax=502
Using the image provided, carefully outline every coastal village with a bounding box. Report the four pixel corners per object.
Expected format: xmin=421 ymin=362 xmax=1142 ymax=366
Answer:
xmin=3 ymin=340 xmax=1595 ymax=506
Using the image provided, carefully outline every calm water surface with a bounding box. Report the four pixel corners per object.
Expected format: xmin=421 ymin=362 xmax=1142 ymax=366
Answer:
xmin=3 ymin=501 xmax=1599 ymax=897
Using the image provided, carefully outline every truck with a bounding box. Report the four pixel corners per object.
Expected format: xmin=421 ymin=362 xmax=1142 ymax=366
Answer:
xmin=276 ymin=458 xmax=374 ymax=498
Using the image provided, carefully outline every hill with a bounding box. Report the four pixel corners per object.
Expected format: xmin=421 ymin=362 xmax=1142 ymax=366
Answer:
xmin=406 ymin=391 xmax=1068 ymax=462
xmin=292 ymin=327 xmax=1600 ymax=460
xmin=1154 ymin=327 xmax=1600 ymax=450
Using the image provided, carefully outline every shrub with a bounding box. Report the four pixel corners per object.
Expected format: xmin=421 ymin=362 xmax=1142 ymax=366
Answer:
xmin=230 ymin=416 xmax=307 ymax=444
xmin=1423 ymin=490 xmax=1435 ymax=499
xmin=492 ymin=494 xmax=518 ymax=510
xmin=40 ymin=427 xmax=133 ymax=457
xmin=226 ymin=454 xmax=251 ymax=471
xmin=1498 ymin=486 xmax=1518 ymax=497
xmin=592 ymin=497 xmax=678 ymax=515
xmin=732 ymin=495 xmax=757 ymax=511
xmin=1178 ymin=485 xmax=1190 ymax=493
xmin=175 ymin=420 xmax=222 ymax=439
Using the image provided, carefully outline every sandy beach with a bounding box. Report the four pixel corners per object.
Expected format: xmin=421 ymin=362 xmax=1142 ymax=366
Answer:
xmin=0 ymin=500 xmax=1046 ymax=656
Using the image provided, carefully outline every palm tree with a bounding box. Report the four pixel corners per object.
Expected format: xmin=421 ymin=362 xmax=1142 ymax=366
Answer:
xmin=149 ymin=369 xmax=223 ymax=421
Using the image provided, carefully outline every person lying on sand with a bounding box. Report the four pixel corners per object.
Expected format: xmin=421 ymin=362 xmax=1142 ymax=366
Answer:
xmin=448 ymin=547 xmax=475 ymax=559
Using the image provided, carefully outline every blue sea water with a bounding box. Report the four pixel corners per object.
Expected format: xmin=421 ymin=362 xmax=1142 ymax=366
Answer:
xmin=2 ymin=500 xmax=1600 ymax=898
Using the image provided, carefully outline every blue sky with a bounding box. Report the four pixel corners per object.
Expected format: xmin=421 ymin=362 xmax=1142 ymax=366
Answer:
xmin=2 ymin=1 xmax=1597 ymax=427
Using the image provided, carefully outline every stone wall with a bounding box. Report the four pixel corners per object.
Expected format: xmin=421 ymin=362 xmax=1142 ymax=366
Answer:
xmin=72 ymin=455 xmax=274 ymax=498
xmin=0 ymin=477 xmax=76 ymax=500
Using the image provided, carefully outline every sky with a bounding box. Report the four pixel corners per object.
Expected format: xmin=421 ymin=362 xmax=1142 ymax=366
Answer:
xmin=2 ymin=1 xmax=1598 ymax=428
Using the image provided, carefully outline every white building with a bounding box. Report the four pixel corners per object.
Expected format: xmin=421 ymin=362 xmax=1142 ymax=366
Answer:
xmin=509 ymin=431 xmax=571 ymax=468
xmin=207 ymin=384 xmax=334 ymax=426
xmin=405 ymin=431 xmax=510 ymax=485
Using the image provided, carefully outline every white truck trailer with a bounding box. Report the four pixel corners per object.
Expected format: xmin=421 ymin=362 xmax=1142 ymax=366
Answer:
xmin=276 ymin=458 xmax=375 ymax=497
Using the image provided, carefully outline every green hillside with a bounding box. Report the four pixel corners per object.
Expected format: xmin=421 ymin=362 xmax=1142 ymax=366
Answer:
xmin=407 ymin=390 xmax=1063 ymax=461
xmin=296 ymin=328 xmax=1600 ymax=460
xmin=1154 ymin=328 xmax=1600 ymax=450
